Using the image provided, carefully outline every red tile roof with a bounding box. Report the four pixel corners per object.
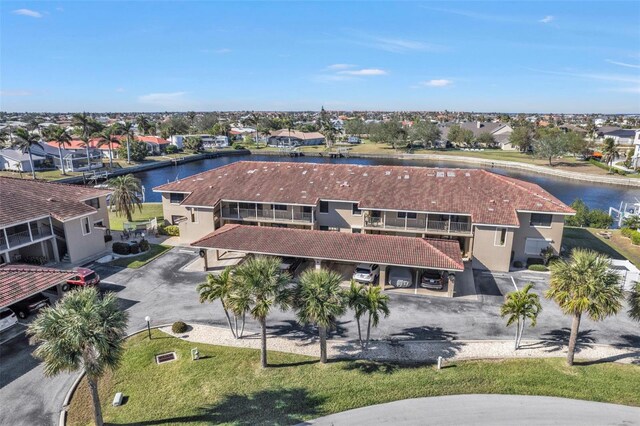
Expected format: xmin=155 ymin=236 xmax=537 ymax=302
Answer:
xmin=45 ymin=135 xmax=168 ymax=150
xmin=0 ymin=177 xmax=111 ymax=227
xmin=0 ymin=265 xmax=76 ymax=308
xmin=192 ymin=224 xmax=465 ymax=271
xmin=154 ymin=161 xmax=573 ymax=226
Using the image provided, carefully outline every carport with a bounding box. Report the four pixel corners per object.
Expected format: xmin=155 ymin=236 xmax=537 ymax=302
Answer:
xmin=192 ymin=224 xmax=464 ymax=296
xmin=0 ymin=265 xmax=75 ymax=310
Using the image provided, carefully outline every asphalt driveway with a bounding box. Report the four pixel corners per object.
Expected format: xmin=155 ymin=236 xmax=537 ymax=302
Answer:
xmin=1 ymin=248 xmax=638 ymax=426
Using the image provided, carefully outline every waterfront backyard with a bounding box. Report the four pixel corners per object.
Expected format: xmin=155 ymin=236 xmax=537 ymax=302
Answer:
xmin=67 ymin=330 xmax=640 ymax=426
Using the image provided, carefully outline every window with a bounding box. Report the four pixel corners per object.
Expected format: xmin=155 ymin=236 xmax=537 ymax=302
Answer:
xmin=494 ymin=228 xmax=507 ymax=246
xmin=303 ymin=206 xmax=312 ymax=214
xmin=397 ymin=212 xmax=417 ymax=219
xmin=525 ymin=238 xmax=551 ymax=255
xmin=169 ymin=193 xmax=185 ymax=204
xmin=319 ymin=201 xmax=329 ymax=214
xmin=85 ymin=198 xmax=100 ymax=209
xmin=352 ymin=228 xmax=362 ymax=234
xmin=352 ymin=203 xmax=361 ymax=216
xmin=273 ymin=204 xmax=287 ymax=211
xmin=190 ymin=209 xmax=198 ymax=223
xmin=81 ymin=217 xmax=91 ymax=235
xmin=319 ymin=225 xmax=329 ymax=231
xmin=530 ymin=213 xmax=552 ymax=227
xmin=94 ymin=220 xmax=104 ymax=227
xmin=239 ymin=202 xmax=255 ymax=210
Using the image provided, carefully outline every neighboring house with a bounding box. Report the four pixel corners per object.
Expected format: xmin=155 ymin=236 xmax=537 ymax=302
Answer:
xmin=0 ymin=149 xmax=48 ymax=172
xmin=137 ymin=135 xmax=170 ymax=154
xmin=347 ymin=136 xmax=362 ymax=144
xmin=441 ymin=122 xmax=514 ymax=150
xmin=595 ymin=126 xmax=638 ymax=145
xmin=154 ymin=161 xmax=574 ymax=273
xmin=43 ymin=139 xmax=104 ymax=172
xmin=170 ymin=134 xmax=229 ymax=149
xmin=631 ymin=130 xmax=640 ymax=169
xmin=0 ymin=178 xmax=112 ymax=265
xmin=268 ymin=130 xmax=325 ymax=147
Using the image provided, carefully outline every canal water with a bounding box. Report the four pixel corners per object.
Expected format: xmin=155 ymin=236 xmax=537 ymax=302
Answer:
xmin=135 ymin=154 xmax=639 ymax=211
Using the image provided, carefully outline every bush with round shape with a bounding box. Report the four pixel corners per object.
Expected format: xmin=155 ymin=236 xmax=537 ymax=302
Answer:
xmin=172 ymin=321 xmax=188 ymax=333
xmin=112 ymin=242 xmax=131 ymax=255
xmin=139 ymin=239 xmax=150 ymax=251
xmin=528 ymin=264 xmax=548 ymax=272
xmin=129 ymin=242 xmax=140 ymax=254
xmin=512 ymin=260 xmax=524 ymax=269
xmin=159 ymin=225 xmax=180 ymax=236
xmin=165 ymin=145 xmax=178 ymax=154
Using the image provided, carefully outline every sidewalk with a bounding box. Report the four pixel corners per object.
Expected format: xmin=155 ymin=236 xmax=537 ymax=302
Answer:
xmin=161 ymin=323 xmax=640 ymax=364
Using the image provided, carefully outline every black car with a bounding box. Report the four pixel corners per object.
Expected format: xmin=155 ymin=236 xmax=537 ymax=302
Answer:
xmin=10 ymin=292 xmax=51 ymax=319
xmin=420 ymin=270 xmax=447 ymax=290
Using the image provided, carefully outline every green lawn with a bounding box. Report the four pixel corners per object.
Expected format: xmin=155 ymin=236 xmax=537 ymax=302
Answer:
xmin=67 ymin=331 xmax=640 ymax=426
xmin=562 ymin=227 xmax=640 ymax=267
xmin=108 ymin=202 xmax=164 ymax=231
xmin=109 ymin=244 xmax=172 ymax=269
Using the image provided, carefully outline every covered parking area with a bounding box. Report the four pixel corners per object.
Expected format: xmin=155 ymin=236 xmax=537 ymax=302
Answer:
xmin=192 ymin=224 xmax=465 ymax=297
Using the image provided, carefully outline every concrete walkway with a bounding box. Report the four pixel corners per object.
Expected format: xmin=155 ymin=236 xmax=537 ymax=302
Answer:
xmin=302 ymin=395 xmax=640 ymax=425
xmin=162 ymin=323 xmax=640 ymax=364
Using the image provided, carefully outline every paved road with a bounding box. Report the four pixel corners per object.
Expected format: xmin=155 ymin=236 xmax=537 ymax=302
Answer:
xmin=1 ymin=248 xmax=638 ymax=426
xmin=304 ymin=395 xmax=640 ymax=425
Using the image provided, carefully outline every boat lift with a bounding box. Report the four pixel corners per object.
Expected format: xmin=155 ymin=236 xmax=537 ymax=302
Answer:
xmin=609 ymin=199 xmax=640 ymax=228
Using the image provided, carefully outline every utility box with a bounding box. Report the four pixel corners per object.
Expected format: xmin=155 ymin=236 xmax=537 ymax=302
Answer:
xmin=191 ymin=348 xmax=199 ymax=360
xmin=113 ymin=392 xmax=123 ymax=406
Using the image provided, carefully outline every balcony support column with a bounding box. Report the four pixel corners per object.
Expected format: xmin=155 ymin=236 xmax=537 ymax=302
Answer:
xmin=425 ymin=215 xmax=429 ymax=232
xmin=448 ymin=215 xmax=452 ymax=233
xmin=383 ymin=211 xmax=386 ymax=228
xmin=237 ymin=202 xmax=240 ymax=219
xmin=3 ymin=228 xmax=9 ymax=249
xmin=405 ymin=214 xmax=408 ymax=230
xmin=291 ymin=208 xmax=294 ymax=222
xmin=27 ymin=221 xmax=34 ymax=242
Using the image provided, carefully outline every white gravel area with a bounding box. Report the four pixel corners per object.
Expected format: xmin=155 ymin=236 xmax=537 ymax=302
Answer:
xmin=160 ymin=323 xmax=640 ymax=364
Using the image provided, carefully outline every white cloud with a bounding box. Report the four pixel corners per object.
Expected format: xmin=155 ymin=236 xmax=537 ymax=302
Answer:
xmin=326 ymin=64 xmax=355 ymax=70
xmin=539 ymin=15 xmax=555 ymax=24
xmin=339 ymin=68 xmax=387 ymax=76
xmin=115 ymin=87 xmax=126 ymax=93
xmin=0 ymin=90 xmax=33 ymax=96
xmin=606 ymin=59 xmax=640 ymax=69
xmin=12 ymin=8 xmax=43 ymax=18
xmin=138 ymin=92 xmax=187 ymax=107
xmin=419 ymin=79 xmax=453 ymax=87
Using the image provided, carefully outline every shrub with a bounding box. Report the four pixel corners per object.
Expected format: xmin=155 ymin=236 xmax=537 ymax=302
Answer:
xmin=112 ymin=242 xmax=131 ymax=255
xmin=139 ymin=239 xmax=150 ymax=251
xmin=129 ymin=242 xmax=140 ymax=254
xmin=632 ymin=233 xmax=640 ymax=246
xmin=172 ymin=321 xmax=188 ymax=333
xmin=512 ymin=261 xmax=524 ymax=268
xmin=165 ymin=145 xmax=178 ymax=154
xmin=564 ymin=198 xmax=613 ymax=229
xmin=588 ymin=210 xmax=613 ymax=229
xmin=528 ymin=264 xmax=549 ymax=272
xmin=159 ymin=224 xmax=180 ymax=236
xmin=232 ymin=142 xmax=244 ymax=150
xmin=621 ymin=227 xmax=640 ymax=245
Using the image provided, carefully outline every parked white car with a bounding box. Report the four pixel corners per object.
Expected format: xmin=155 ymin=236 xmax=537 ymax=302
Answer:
xmin=0 ymin=308 xmax=18 ymax=333
xmin=388 ymin=267 xmax=413 ymax=288
xmin=352 ymin=263 xmax=380 ymax=284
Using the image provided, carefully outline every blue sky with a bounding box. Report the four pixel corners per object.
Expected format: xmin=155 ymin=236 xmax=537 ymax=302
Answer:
xmin=1 ymin=1 xmax=639 ymax=113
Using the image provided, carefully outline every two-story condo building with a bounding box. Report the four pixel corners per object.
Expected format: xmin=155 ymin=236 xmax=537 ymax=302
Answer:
xmin=154 ymin=161 xmax=574 ymax=273
xmin=0 ymin=177 xmax=112 ymax=265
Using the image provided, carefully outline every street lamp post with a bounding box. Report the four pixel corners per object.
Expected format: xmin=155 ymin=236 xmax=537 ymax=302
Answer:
xmin=145 ymin=315 xmax=151 ymax=339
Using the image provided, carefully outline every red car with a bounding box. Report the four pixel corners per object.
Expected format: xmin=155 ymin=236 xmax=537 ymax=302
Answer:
xmin=63 ymin=268 xmax=100 ymax=291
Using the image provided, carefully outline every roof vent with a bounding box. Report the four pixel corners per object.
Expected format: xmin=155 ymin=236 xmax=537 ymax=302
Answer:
xmin=436 ymin=172 xmax=445 ymax=177
xmin=363 ymin=173 xmax=368 ymax=177
xmin=490 ymin=199 xmax=495 ymax=203
xmin=488 ymin=208 xmax=494 ymax=211
xmin=340 ymin=181 xmax=350 ymax=187
xmin=279 ymin=187 xmax=284 ymax=191
xmin=385 ymin=171 xmax=391 ymax=176
xmin=247 ymin=169 xmax=256 ymax=174
xmin=209 ymin=185 xmax=213 ymax=189
xmin=302 ymin=170 xmax=307 ymax=175
xmin=404 ymin=175 xmax=409 ymax=179
xmin=256 ymin=193 xmax=260 ymax=196
xmin=447 ymin=172 xmax=455 ymax=177
xmin=47 ymin=197 xmax=57 ymax=202
xmin=465 ymin=172 xmax=470 ymax=177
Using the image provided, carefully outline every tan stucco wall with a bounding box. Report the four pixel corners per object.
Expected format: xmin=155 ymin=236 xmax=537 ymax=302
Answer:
xmin=160 ymin=193 xmax=191 ymax=225
xmin=511 ymin=213 xmax=565 ymax=264
xmin=471 ymin=226 xmax=514 ymax=272
xmin=63 ymin=214 xmax=107 ymax=263
xmin=317 ymin=201 xmax=363 ymax=231
xmin=91 ymin=195 xmax=110 ymax=227
xmin=179 ymin=207 xmax=217 ymax=243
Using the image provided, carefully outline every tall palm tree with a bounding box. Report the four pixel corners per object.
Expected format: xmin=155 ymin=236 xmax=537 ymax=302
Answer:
xmin=118 ymin=121 xmax=136 ymax=164
xmin=44 ymin=125 xmax=72 ymax=175
xmin=293 ymin=268 xmax=346 ymax=363
xmin=629 ymin=281 xmax=640 ymax=322
xmin=500 ymin=282 xmax=542 ymax=350
xmin=108 ymin=174 xmax=143 ymax=222
xmin=232 ymin=256 xmax=290 ymax=368
xmin=546 ymin=249 xmax=624 ymax=365
xmin=94 ymin=124 xmax=120 ymax=169
xmin=361 ymin=284 xmax=390 ymax=348
xmin=346 ymin=280 xmax=366 ymax=347
xmin=197 ymin=268 xmax=240 ymax=338
xmin=601 ymin=137 xmax=619 ymax=173
xmin=136 ymin=115 xmax=151 ymax=135
xmin=73 ymin=113 xmax=99 ymax=170
xmin=13 ymin=127 xmax=40 ymax=179
xmin=28 ymin=287 xmax=128 ymax=426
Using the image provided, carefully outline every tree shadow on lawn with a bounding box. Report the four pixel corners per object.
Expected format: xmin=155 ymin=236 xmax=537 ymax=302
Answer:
xmin=520 ymin=328 xmax=596 ymax=353
xmin=108 ymin=387 xmax=326 ymax=426
xmin=267 ymin=319 xmax=350 ymax=342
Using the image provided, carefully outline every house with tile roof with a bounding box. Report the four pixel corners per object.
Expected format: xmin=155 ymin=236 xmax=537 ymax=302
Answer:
xmin=154 ymin=161 xmax=574 ymax=273
xmin=0 ymin=177 xmax=112 ymax=265
xmin=440 ymin=122 xmax=515 ymax=150
xmin=268 ymin=129 xmax=325 ymax=147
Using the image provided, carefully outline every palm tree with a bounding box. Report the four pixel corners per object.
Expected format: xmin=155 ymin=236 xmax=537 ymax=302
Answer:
xmin=197 ymin=268 xmax=239 ymax=338
xmin=293 ymin=268 xmax=346 ymax=363
xmin=320 ymin=121 xmax=339 ymax=149
xmin=108 ymin=174 xmax=143 ymax=222
xmin=601 ymin=137 xmax=619 ymax=173
xmin=500 ymin=283 xmax=542 ymax=350
xmin=94 ymin=124 xmax=120 ymax=169
xmin=232 ymin=256 xmax=290 ymax=368
xmin=346 ymin=280 xmax=366 ymax=347
xmin=13 ymin=127 xmax=40 ymax=179
xmin=136 ymin=115 xmax=151 ymax=135
xmin=117 ymin=121 xmax=136 ymax=164
xmin=361 ymin=284 xmax=390 ymax=348
xmin=44 ymin=125 xmax=73 ymax=175
xmin=622 ymin=215 xmax=640 ymax=230
xmin=546 ymin=249 xmax=624 ymax=365
xmin=73 ymin=113 xmax=99 ymax=170
xmin=629 ymin=281 xmax=640 ymax=322
xmin=28 ymin=287 xmax=128 ymax=426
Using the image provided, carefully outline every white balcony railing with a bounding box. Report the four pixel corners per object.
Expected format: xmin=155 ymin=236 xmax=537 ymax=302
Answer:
xmin=365 ymin=214 xmax=472 ymax=234
xmin=222 ymin=206 xmax=313 ymax=224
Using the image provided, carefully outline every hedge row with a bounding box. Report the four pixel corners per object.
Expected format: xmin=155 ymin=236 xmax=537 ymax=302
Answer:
xmin=621 ymin=227 xmax=640 ymax=245
xmin=158 ymin=225 xmax=180 ymax=236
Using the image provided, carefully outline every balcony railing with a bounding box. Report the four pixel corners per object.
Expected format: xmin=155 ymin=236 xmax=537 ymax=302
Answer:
xmin=365 ymin=215 xmax=472 ymax=234
xmin=2 ymin=224 xmax=54 ymax=250
xmin=222 ymin=207 xmax=313 ymax=224
xmin=7 ymin=230 xmax=32 ymax=247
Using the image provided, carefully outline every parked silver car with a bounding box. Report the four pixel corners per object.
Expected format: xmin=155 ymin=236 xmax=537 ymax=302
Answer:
xmin=388 ymin=267 xmax=413 ymax=288
xmin=352 ymin=263 xmax=380 ymax=284
xmin=0 ymin=308 xmax=18 ymax=333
